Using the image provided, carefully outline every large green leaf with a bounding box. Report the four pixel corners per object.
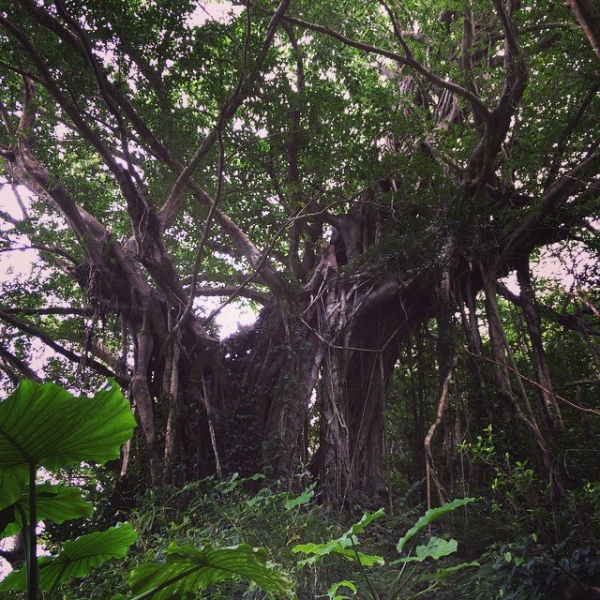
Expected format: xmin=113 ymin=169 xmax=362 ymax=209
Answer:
xmin=328 ymin=580 xmax=358 ymax=600
xmin=345 ymin=508 xmax=385 ymax=536
xmin=0 ymin=482 xmax=94 ymax=538
xmin=283 ymin=484 xmax=315 ymax=509
xmin=0 ymin=465 xmax=28 ymax=514
xmin=293 ymin=538 xmax=384 ymax=567
xmin=129 ymin=543 xmax=293 ymax=600
xmin=0 ymin=380 xmax=136 ymax=509
xmin=398 ymin=537 xmax=458 ymax=563
xmin=293 ymin=509 xmax=385 ymax=567
xmin=420 ymin=561 xmax=481 ymax=580
xmin=396 ymin=498 xmax=475 ymax=554
xmin=0 ymin=523 xmax=137 ymax=592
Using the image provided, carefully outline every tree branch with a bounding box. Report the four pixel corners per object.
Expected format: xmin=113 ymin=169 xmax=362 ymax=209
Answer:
xmin=0 ymin=343 xmax=42 ymax=382
xmin=0 ymin=309 xmax=126 ymax=384
xmin=502 ymin=152 xmax=600 ymax=261
xmin=158 ymin=0 xmax=294 ymax=231
xmin=278 ymin=12 xmax=493 ymax=126
xmin=568 ymin=0 xmax=600 ymax=59
xmin=0 ymin=307 xmax=92 ymax=317
xmin=191 ymin=285 xmax=269 ymax=304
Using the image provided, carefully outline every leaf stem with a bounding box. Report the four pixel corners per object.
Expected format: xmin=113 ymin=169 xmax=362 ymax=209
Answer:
xmin=27 ymin=464 xmax=38 ymax=600
xmin=352 ymin=546 xmax=379 ymax=600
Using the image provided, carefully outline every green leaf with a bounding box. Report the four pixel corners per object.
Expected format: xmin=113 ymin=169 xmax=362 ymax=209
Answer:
xmin=396 ymin=498 xmax=475 ymax=554
xmin=284 ymin=484 xmax=315 ymax=509
xmin=351 ymin=551 xmax=384 ymax=567
xmin=0 ymin=380 xmax=136 ymax=509
xmin=399 ymin=537 xmax=458 ymax=563
xmin=0 ymin=466 xmax=28 ymax=515
xmin=0 ymin=523 xmax=137 ymax=592
xmin=0 ymin=504 xmax=17 ymax=538
xmin=293 ymin=509 xmax=385 ymax=567
xmin=293 ymin=539 xmax=351 ymax=563
xmin=0 ymin=482 xmax=94 ymax=537
xmin=328 ymin=580 xmax=358 ymax=600
xmin=420 ymin=561 xmax=481 ymax=581
xmin=293 ymin=540 xmax=384 ymax=567
xmin=129 ymin=543 xmax=292 ymax=600
xmin=345 ymin=508 xmax=385 ymax=536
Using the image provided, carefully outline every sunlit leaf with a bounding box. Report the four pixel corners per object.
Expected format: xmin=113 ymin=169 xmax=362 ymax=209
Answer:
xmin=328 ymin=580 xmax=358 ymax=599
xmin=396 ymin=498 xmax=475 ymax=554
xmin=420 ymin=561 xmax=481 ymax=581
xmin=346 ymin=508 xmax=385 ymax=536
xmin=399 ymin=537 xmax=457 ymax=563
xmin=0 ymin=380 xmax=136 ymax=510
xmin=0 ymin=482 xmax=94 ymax=537
xmin=293 ymin=510 xmax=385 ymax=568
xmin=294 ymin=539 xmax=384 ymax=567
xmin=284 ymin=484 xmax=315 ymax=509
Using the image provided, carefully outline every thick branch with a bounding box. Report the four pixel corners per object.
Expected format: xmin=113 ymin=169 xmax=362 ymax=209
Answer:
xmin=0 ymin=307 xmax=91 ymax=316
xmin=5 ymin=2 xmax=290 ymax=301
xmin=568 ymin=0 xmax=600 ymax=59
xmin=0 ymin=344 xmax=42 ymax=382
xmin=463 ymin=0 xmax=527 ymax=196
xmin=192 ymin=285 xmax=269 ymax=304
xmin=0 ymin=309 xmax=125 ymax=383
xmin=502 ymin=153 xmax=600 ymax=261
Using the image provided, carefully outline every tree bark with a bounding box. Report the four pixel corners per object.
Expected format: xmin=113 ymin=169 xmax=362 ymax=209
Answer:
xmin=515 ymin=257 xmax=564 ymax=431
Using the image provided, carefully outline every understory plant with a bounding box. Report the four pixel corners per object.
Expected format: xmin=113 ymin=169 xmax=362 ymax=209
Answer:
xmin=0 ymin=379 xmax=138 ymax=599
xmin=0 ymin=380 xmax=292 ymax=599
xmin=293 ymin=497 xmax=478 ymax=600
xmin=491 ymin=531 xmax=600 ymax=599
xmin=0 ymin=379 xmax=495 ymax=600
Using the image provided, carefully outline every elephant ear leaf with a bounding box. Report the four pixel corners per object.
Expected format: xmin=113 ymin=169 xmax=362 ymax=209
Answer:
xmin=129 ymin=543 xmax=293 ymax=600
xmin=396 ymin=497 xmax=475 ymax=554
xmin=0 ymin=523 xmax=137 ymax=592
xmin=0 ymin=482 xmax=94 ymax=538
xmin=0 ymin=379 xmax=136 ymax=509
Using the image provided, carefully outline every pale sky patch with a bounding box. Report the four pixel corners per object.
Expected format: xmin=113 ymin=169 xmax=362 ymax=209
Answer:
xmin=186 ymin=1 xmax=243 ymax=27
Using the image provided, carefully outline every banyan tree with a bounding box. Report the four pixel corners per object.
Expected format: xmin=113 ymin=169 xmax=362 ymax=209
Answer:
xmin=0 ymin=0 xmax=599 ymax=506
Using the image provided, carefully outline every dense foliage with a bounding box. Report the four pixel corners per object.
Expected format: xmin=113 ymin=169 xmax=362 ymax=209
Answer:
xmin=0 ymin=0 xmax=599 ymax=595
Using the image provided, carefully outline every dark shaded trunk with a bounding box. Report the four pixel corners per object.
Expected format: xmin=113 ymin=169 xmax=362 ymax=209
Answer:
xmin=515 ymin=257 xmax=564 ymax=431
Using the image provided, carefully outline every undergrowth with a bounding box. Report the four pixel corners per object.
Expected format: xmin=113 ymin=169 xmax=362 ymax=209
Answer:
xmin=6 ymin=467 xmax=600 ymax=599
xmin=53 ymin=473 xmax=478 ymax=600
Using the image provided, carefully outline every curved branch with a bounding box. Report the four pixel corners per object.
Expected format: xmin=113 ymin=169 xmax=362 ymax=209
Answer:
xmin=545 ymin=80 xmax=600 ymax=186
xmin=0 ymin=309 xmax=125 ymax=384
xmin=463 ymin=0 xmax=527 ymax=196
xmin=0 ymin=343 xmax=42 ymax=382
xmin=282 ymin=22 xmax=307 ymax=281
xmin=191 ymin=285 xmax=269 ymax=304
xmin=6 ymin=2 xmax=291 ymax=301
xmin=53 ymin=0 xmax=148 ymax=196
xmin=0 ymin=243 xmax=78 ymax=264
xmin=0 ymin=307 xmax=92 ymax=316
xmin=502 ymin=152 xmax=600 ymax=261
xmin=379 ymin=1 xmax=414 ymax=59
xmin=8 ymin=76 xmax=106 ymax=265
xmin=279 ymin=13 xmax=493 ymax=126
xmin=162 ymin=3 xmax=261 ymax=350
xmin=15 ymin=0 xmax=172 ymax=163
xmin=0 ymin=16 xmax=131 ymax=192
xmin=158 ymin=0 xmax=293 ymax=231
